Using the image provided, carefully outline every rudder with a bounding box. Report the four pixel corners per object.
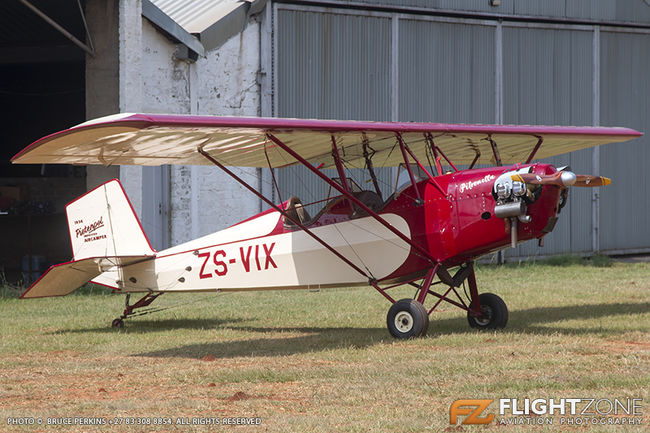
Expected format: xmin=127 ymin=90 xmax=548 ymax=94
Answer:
xmin=66 ymin=179 xmax=155 ymax=260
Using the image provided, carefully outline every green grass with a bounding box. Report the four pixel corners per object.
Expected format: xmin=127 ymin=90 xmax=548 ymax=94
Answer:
xmin=538 ymin=253 xmax=587 ymax=266
xmin=516 ymin=253 xmax=613 ymax=268
xmin=590 ymin=253 xmax=614 ymax=267
xmin=0 ymin=261 xmax=648 ymax=432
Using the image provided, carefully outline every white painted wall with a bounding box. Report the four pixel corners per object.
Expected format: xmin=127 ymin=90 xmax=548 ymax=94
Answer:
xmin=168 ymin=20 xmax=263 ymax=246
xmin=117 ymin=5 xmax=262 ymax=247
xmin=118 ymin=0 xmax=144 ymax=217
xmin=178 ymin=21 xmax=262 ymax=244
xmin=141 ymin=19 xmax=191 ymax=114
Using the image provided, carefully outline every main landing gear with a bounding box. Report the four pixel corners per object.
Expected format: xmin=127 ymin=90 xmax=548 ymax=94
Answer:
xmin=372 ymin=262 xmax=508 ymax=339
xmin=111 ymin=292 xmax=162 ymax=328
xmin=387 ymin=299 xmax=429 ymax=338
xmin=467 ymin=292 xmax=508 ymax=329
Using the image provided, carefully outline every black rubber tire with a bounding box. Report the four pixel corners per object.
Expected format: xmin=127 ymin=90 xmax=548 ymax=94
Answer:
xmin=111 ymin=318 xmax=125 ymax=329
xmin=387 ymin=299 xmax=428 ymax=339
xmin=467 ymin=293 xmax=508 ymax=330
xmin=413 ymin=300 xmax=430 ymax=337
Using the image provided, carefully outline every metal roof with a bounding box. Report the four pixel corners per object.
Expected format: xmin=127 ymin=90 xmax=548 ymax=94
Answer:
xmin=151 ymin=0 xmax=239 ymax=33
xmin=143 ymin=0 xmax=204 ymax=57
xmin=148 ymin=0 xmax=266 ymax=51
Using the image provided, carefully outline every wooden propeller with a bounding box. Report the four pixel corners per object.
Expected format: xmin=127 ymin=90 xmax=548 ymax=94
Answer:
xmin=512 ymin=171 xmax=611 ymax=188
xmin=574 ymin=174 xmax=611 ymax=187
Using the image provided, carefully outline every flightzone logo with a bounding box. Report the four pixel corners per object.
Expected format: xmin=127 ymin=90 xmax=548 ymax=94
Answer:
xmin=450 ymin=400 xmax=494 ymax=425
xmin=450 ymin=398 xmax=643 ymax=426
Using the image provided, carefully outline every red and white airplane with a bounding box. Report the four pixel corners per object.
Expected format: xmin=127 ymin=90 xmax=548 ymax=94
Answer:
xmin=11 ymin=114 xmax=641 ymax=337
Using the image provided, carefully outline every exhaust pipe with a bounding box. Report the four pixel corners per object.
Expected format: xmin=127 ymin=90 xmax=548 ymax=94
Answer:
xmin=494 ymin=201 xmax=526 ymax=219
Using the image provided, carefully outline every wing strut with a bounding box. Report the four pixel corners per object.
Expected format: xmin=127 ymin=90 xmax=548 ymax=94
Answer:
xmin=525 ymin=136 xmax=544 ymax=163
xmin=263 ymin=143 xmax=284 ymax=207
xmin=488 ymin=135 xmax=502 ymax=166
xmin=426 ymin=134 xmax=444 ymax=176
xmin=469 ymin=148 xmax=481 ymax=169
xmin=361 ymin=134 xmax=382 ymax=200
xmin=197 ymin=147 xmax=375 ymax=282
xmin=427 ymin=134 xmax=458 ymax=172
xmin=331 ymin=136 xmax=355 ymax=214
xmin=399 ymin=136 xmax=447 ymax=197
xmin=265 ymin=133 xmax=439 ymax=266
xmin=396 ymin=133 xmax=423 ymax=203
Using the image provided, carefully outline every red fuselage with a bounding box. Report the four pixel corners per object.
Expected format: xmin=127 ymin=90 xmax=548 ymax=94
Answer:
xmin=381 ymin=164 xmax=562 ymax=279
xmin=276 ymin=164 xmax=562 ymax=283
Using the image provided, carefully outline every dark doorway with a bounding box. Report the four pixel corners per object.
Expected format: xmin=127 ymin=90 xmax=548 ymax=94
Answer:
xmin=0 ymin=1 xmax=89 ymax=284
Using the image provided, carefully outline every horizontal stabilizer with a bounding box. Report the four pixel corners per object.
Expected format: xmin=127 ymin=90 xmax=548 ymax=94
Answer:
xmin=20 ymin=256 xmax=152 ymax=299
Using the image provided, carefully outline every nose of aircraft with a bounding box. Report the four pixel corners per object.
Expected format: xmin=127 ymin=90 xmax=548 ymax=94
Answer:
xmin=560 ymin=171 xmax=576 ymax=187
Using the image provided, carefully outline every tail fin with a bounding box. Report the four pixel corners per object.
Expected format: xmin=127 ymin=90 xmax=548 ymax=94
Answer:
xmin=20 ymin=179 xmax=155 ymax=299
xmin=66 ymin=179 xmax=155 ymax=260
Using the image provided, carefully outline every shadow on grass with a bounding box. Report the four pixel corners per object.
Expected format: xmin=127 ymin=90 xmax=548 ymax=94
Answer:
xmin=49 ymin=318 xmax=247 ymax=334
xmin=134 ymin=301 xmax=649 ymax=360
xmin=137 ymin=327 xmax=389 ymax=360
xmin=505 ymin=302 xmax=650 ymax=333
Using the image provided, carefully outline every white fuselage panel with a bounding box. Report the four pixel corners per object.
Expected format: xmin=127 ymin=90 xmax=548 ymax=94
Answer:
xmin=92 ymin=212 xmax=412 ymax=292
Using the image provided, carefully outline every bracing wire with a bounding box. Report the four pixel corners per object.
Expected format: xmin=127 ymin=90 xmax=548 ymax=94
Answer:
xmin=122 ymin=293 xmax=220 ymax=318
xmin=330 ymin=222 xmax=375 ymax=281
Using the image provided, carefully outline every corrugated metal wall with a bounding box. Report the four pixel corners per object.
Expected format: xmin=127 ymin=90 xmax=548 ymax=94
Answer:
xmin=502 ymin=26 xmax=594 ymax=258
xmin=306 ymin=0 xmax=650 ymax=23
xmin=276 ymin=10 xmax=391 ymax=121
xmin=275 ymin=9 xmax=394 ymax=209
xmin=272 ymin=2 xmax=650 ymax=258
xmin=398 ymin=19 xmax=494 ymax=123
xmin=600 ymin=30 xmax=650 ymax=252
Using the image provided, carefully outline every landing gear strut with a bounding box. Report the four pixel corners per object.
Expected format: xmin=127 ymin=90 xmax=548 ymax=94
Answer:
xmin=111 ymin=292 xmax=162 ymax=328
xmin=373 ymin=261 xmax=509 ymax=338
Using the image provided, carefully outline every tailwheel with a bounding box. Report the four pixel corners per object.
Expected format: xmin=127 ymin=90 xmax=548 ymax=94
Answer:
xmin=110 ymin=292 xmax=162 ymax=329
xmin=467 ymin=293 xmax=508 ymax=330
xmin=387 ymin=299 xmax=429 ymax=339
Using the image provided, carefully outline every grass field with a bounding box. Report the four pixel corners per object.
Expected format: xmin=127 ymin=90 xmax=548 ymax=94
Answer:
xmin=0 ymin=260 xmax=648 ymax=432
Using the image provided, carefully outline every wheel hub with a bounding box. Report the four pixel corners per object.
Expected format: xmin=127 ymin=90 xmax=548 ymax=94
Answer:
xmin=474 ymin=305 xmax=493 ymax=326
xmin=394 ymin=311 xmax=414 ymax=333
